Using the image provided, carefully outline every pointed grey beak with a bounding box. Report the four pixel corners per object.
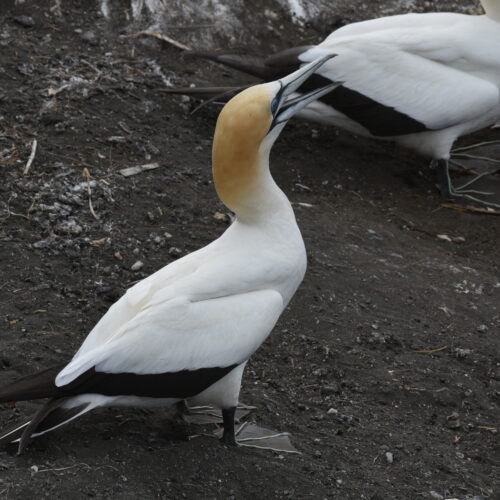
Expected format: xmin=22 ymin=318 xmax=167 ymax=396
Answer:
xmin=271 ymin=55 xmax=339 ymax=129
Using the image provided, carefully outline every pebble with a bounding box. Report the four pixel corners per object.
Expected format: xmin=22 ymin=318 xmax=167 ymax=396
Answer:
xmin=327 ymin=408 xmax=338 ymax=415
xmin=477 ymin=324 xmax=488 ymax=333
xmin=12 ymin=15 xmax=35 ymax=27
xmin=312 ymin=368 xmax=327 ymax=376
xmin=81 ymin=30 xmax=99 ymax=45
xmin=385 ymin=452 xmax=394 ymax=464
xmin=455 ymin=348 xmax=471 ymax=359
xmin=168 ymin=247 xmax=183 ymax=258
xmin=446 ymin=412 xmax=461 ymax=429
xmin=311 ymin=414 xmax=325 ymax=421
xmin=131 ymin=260 xmax=144 ymax=271
xmin=430 ymin=492 xmax=444 ymax=500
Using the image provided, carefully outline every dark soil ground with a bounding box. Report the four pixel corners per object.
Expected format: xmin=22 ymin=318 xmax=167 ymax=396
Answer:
xmin=0 ymin=1 xmax=499 ymax=499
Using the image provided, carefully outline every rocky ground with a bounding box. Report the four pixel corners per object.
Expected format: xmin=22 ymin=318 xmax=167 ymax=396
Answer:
xmin=0 ymin=1 xmax=498 ymax=499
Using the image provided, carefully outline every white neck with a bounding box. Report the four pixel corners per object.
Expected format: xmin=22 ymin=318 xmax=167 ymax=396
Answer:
xmin=481 ymin=0 xmax=500 ymax=21
xmin=235 ymin=149 xmax=294 ymax=225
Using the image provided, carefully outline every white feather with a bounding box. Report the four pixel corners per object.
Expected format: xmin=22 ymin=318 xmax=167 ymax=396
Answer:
xmin=297 ymin=11 xmax=500 ymax=158
xmin=56 ymin=289 xmax=283 ymax=385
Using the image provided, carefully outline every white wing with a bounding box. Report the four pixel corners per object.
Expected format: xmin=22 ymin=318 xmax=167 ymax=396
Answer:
xmin=56 ymin=289 xmax=283 ymax=386
xmin=302 ymin=16 xmax=500 ymax=131
xmin=324 ymin=12 xmax=467 ymax=40
xmin=74 ymin=220 xmax=303 ymax=358
xmin=73 ymin=243 xmax=212 ymax=356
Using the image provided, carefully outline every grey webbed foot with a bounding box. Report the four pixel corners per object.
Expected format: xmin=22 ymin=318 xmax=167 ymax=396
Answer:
xmin=433 ymin=158 xmax=500 ymax=209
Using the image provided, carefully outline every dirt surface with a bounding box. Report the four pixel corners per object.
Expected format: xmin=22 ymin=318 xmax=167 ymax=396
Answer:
xmin=0 ymin=1 xmax=499 ymax=499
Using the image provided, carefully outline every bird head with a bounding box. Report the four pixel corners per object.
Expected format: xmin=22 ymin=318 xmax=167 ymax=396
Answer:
xmin=213 ymin=55 xmax=337 ymax=155
xmin=212 ymin=56 xmax=337 ymax=214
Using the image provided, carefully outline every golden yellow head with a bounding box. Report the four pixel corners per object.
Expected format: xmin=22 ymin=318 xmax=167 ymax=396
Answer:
xmin=212 ymin=84 xmax=275 ymax=213
xmin=210 ymin=55 xmax=337 ymax=216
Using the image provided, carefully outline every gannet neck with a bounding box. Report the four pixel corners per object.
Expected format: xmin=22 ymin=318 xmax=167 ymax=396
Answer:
xmin=481 ymin=0 xmax=500 ymax=21
xmin=212 ymin=85 xmax=288 ymax=222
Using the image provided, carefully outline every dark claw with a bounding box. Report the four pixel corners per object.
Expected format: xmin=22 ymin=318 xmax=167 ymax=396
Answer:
xmin=221 ymin=432 xmax=238 ymax=447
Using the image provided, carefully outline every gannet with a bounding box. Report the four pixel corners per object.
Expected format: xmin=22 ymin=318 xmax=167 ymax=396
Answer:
xmin=0 ymin=57 xmax=337 ymax=453
xmin=170 ymin=1 xmax=500 ymax=207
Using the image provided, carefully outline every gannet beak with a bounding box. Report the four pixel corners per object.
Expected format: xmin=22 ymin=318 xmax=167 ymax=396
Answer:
xmin=270 ymin=55 xmax=339 ymax=130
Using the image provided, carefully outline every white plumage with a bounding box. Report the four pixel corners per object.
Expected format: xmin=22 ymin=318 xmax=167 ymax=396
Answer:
xmin=173 ymin=2 xmax=500 ymax=206
xmin=297 ymin=10 xmax=500 ymax=160
xmin=0 ymin=56 xmax=336 ymax=452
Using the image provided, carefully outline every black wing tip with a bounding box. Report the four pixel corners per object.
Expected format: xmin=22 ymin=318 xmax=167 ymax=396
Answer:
xmin=0 ymin=364 xmax=66 ymax=403
xmin=0 ymin=419 xmax=30 ymax=449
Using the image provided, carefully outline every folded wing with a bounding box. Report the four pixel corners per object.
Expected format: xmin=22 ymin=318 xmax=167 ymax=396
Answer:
xmin=55 ymin=289 xmax=284 ymax=400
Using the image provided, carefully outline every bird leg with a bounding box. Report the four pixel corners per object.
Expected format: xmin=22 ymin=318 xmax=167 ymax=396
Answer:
xmin=221 ymin=407 xmax=238 ymax=446
xmin=175 ymin=400 xmax=189 ymax=418
xmin=434 ymin=159 xmax=500 ymax=209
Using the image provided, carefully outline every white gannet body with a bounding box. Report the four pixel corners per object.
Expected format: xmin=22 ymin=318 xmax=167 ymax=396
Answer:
xmin=296 ymin=10 xmax=500 ymax=160
xmin=0 ymin=57 xmax=337 ymax=452
xmin=172 ymin=1 xmax=500 ymax=206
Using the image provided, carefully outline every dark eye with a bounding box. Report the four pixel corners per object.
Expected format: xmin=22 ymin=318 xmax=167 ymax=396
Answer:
xmin=271 ymin=96 xmax=280 ymax=114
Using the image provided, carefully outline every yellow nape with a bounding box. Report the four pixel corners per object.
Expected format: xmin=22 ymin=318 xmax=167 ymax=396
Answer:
xmin=212 ymin=84 xmax=273 ymax=214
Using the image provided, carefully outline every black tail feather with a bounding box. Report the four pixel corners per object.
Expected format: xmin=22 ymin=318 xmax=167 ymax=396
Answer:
xmin=0 ymin=364 xmax=66 ymax=403
xmin=0 ymin=418 xmax=31 ymax=449
xmin=187 ymin=45 xmax=313 ymax=81
xmin=186 ymin=51 xmax=271 ymax=79
xmin=0 ymin=398 xmax=91 ymax=454
xmin=18 ymin=398 xmax=67 ymax=454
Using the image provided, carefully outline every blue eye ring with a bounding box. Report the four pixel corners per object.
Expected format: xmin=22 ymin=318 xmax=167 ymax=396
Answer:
xmin=271 ymin=96 xmax=280 ymax=115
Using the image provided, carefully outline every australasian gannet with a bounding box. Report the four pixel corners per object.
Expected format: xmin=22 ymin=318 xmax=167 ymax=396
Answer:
xmin=169 ymin=0 xmax=500 ymax=208
xmin=0 ymin=57 xmax=338 ymax=453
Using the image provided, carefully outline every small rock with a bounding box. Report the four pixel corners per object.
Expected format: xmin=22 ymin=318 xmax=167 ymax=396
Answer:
xmin=477 ymin=324 xmax=488 ymax=333
xmin=446 ymin=412 xmax=461 ymax=429
xmin=81 ymin=30 xmax=99 ymax=45
xmin=385 ymin=452 xmax=394 ymax=464
xmin=168 ymin=247 xmax=183 ymax=258
xmin=313 ymin=450 xmax=322 ymax=458
xmin=430 ymin=492 xmax=444 ymax=500
xmin=131 ymin=260 xmax=144 ymax=271
xmin=312 ymin=368 xmax=326 ymax=376
xmin=12 ymin=15 xmax=35 ymax=27
xmin=107 ymin=135 xmax=126 ymax=143
xmin=455 ymin=348 xmax=471 ymax=359
xmin=311 ymin=414 xmax=325 ymax=421
xmin=327 ymin=408 xmax=338 ymax=415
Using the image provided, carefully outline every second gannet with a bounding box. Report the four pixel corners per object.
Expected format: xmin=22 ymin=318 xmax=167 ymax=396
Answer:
xmin=0 ymin=56 xmax=337 ymax=453
xmin=170 ymin=1 xmax=500 ymax=207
